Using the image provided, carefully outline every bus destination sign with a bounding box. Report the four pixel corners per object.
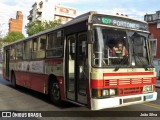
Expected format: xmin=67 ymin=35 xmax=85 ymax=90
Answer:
xmin=92 ymin=15 xmax=148 ymax=31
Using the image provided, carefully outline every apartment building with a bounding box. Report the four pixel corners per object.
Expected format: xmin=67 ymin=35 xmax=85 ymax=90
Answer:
xmin=27 ymin=0 xmax=77 ymax=24
xmin=54 ymin=5 xmax=77 ymax=24
xmin=144 ymin=10 xmax=160 ymax=78
xmin=9 ymin=11 xmax=23 ymax=33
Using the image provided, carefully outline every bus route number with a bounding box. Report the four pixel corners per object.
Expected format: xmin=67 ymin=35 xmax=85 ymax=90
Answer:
xmin=102 ymin=17 xmax=112 ymax=25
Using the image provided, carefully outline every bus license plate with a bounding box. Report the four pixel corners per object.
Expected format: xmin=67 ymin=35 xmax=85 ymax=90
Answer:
xmin=145 ymin=95 xmax=153 ymax=100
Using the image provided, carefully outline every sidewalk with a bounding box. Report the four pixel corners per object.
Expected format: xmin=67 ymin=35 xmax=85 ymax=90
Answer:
xmin=156 ymin=80 xmax=160 ymax=88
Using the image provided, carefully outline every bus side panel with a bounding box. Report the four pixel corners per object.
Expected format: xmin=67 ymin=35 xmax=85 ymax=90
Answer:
xmin=15 ymin=71 xmax=30 ymax=87
xmin=56 ymin=76 xmax=65 ymax=100
xmin=15 ymin=71 xmax=23 ymax=86
xmin=2 ymin=68 xmax=6 ymax=80
xmin=45 ymin=59 xmax=65 ymax=100
xmin=30 ymin=73 xmax=48 ymax=94
xmin=15 ymin=70 xmax=48 ymax=94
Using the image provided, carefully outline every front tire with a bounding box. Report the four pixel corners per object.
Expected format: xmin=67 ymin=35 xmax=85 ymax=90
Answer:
xmin=49 ymin=80 xmax=61 ymax=105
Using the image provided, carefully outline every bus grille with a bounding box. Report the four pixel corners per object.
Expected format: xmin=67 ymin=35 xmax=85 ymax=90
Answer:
xmin=119 ymin=87 xmax=142 ymax=96
xmin=104 ymin=78 xmax=152 ymax=86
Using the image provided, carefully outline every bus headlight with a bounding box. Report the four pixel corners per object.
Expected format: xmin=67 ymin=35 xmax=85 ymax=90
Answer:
xmin=102 ymin=89 xmax=109 ymax=96
xmin=92 ymin=88 xmax=117 ymax=98
xmin=102 ymin=89 xmax=117 ymax=96
xmin=110 ymin=89 xmax=116 ymax=95
xmin=143 ymin=85 xmax=152 ymax=92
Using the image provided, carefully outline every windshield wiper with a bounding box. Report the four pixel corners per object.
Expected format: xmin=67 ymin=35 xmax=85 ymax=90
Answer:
xmin=132 ymin=53 xmax=149 ymax=71
xmin=114 ymin=56 xmax=129 ymax=71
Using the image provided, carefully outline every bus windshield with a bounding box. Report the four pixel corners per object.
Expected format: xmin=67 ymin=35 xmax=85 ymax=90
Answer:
xmin=92 ymin=27 xmax=150 ymax=68
xmin=129 ymin=31 xmax=149 ymax=68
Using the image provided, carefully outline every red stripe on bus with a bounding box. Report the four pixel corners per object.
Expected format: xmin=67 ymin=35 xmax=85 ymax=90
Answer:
xmin=91 ymin=77 xmax=156 ymax=89
xmin=152 ymin=77 xmax=156 ymax=84
xmin=103 ymin=72 xmax=154 ymax=76
xmin=91 ymin=79 xmax=104 ymax=89
xmin=45 ymin=59 xmax=63 ymax=63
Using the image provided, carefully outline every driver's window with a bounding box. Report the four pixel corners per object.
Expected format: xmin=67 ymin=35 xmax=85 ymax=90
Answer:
xmin=130 ymin=32 xmax=149 ymax=66
xmin=133 ymin=37 xmax=146 ymax=57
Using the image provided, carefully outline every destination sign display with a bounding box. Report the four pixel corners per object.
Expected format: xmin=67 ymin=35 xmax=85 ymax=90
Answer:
xmin=92 ymin=15 xmax=148 ymax=31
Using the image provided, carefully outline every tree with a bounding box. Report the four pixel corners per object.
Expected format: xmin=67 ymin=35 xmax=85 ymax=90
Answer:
xmin=25 ymin=20 xmax=61 ymax=36
xmin=3 ymin=31 xmax=25 ymax=43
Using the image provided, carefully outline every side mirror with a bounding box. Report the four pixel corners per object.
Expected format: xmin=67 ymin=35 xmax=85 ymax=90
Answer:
xmin=87 ymin=30 xmax=93 ymax=44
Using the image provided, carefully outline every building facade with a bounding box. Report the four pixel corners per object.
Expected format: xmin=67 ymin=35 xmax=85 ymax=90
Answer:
xmin=144 ymin=10 xmax=160 ymax=58
xmin=27 ymin=0 xmax=77 ymax=24
xmin=9 ymin=11 xmax=23 ymax=33
xmin=54 ymin=5 xmax=77 ymax=24
xmin=144 ymin=10 xmax=160 ymax=78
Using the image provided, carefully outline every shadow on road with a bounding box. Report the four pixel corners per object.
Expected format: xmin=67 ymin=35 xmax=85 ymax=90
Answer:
xmin=16 ymin=86 xmax=80 ymax=109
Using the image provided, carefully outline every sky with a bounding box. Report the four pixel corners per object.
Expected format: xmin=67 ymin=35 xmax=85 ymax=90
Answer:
xmin=0 ymin=0 xmax=160 ymax=37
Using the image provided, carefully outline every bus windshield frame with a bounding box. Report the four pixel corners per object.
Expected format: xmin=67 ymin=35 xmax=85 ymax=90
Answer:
xmin=92 ymin=26 xmax=151 ymax=68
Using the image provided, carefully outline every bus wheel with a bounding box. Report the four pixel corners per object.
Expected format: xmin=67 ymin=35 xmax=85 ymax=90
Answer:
xmin=49 ymin=81 xmax=61 ymax=105
xmin=11 ymin=73 xmax=16 ymax=88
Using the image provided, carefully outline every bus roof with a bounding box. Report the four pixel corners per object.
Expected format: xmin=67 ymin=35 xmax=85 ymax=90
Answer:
xmin=4 ymin=11 xmax=148 ymax=47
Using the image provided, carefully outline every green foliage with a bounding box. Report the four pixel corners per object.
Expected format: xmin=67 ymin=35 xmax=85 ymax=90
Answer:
xmin=0 ymin=38 xmax=3 ymax=49
xmin=3 ymin=31 xmax=25 ymax=43
xmin=25 ymin=20 xmax=61 ymax=36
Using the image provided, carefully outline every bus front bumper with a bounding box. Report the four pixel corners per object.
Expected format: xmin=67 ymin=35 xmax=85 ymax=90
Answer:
xmin=91 ymin=92 xmax=157 ymax=110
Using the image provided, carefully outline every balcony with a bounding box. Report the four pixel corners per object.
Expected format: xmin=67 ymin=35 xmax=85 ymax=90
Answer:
xmin=37 ymin=8 xmax=42 ymax=13
xmin=27 ymin=15 xmax=33 ymax=20
xmin=54 ymin=11 xmax=76 ymax=18
xmin=29 ymin=9 xmax=33 ymax=14
xmin=36 ymin=15 xmax=42 ymax=21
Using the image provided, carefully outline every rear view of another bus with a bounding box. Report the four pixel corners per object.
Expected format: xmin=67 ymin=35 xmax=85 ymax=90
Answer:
xmin=89 ymin=12 xmax=157 ymax=110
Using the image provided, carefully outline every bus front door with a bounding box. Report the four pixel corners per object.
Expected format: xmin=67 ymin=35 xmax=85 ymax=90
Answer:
xmin=66 ymin=35 xmax=76 ymax=101
xmin=5 ymin=49 xmax=10 ymax=79
xmin=66 ymin=34 xmax=87 ymax=104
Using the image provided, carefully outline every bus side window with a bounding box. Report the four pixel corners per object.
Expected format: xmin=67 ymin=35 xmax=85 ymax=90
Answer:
xmin=33 ymin=38 xmax=38 ymax=51
xmin=16 ymin=43 xmax=23 ymax=60
xmin=10 ymin=46 xmax=15 ymax=60
xmin=39 ymin=35 xmax=47 ymax=51
xmin=46 ymin=31 xmax=63 ymax=58
xmin=40 ymin=39 xmax=46 ymax=50
xmin=23 ymin=40 xmax=31 ymax=60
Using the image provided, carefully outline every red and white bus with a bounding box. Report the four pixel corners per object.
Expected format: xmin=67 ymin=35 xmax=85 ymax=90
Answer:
xmin=3 ymin=11 xmax=157 ymax=110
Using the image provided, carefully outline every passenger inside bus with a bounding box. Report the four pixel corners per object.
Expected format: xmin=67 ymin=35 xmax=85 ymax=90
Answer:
xmin=112 ymin=39 xmax=128 ymax=57
xmin=103 ymin=38 xmax=129 ymax=65
xmin=93 ymin=28 xmax=130 ymax=66
xmin=105 ymin=39 xmax=128 ymax=57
